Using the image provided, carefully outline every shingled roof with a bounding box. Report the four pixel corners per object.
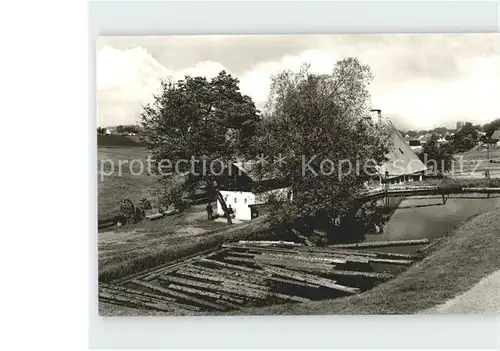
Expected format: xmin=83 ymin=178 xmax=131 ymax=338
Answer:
xmin=490 ymin=129 xmax=500 ymax=141
xmin=376 ymin=119 xmax=427 ymax=178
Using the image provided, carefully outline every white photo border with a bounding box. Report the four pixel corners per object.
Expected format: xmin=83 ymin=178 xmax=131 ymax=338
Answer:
xmin=89 ymin=1 xmax=500 ymax=349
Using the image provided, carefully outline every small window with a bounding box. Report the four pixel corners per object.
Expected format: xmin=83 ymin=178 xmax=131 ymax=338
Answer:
xmin=399 ymin=148 xmax=404 ymax=154
xmin=244 ymin=198 xmax=247 ymax=204
xmin=234 ymin=197 xmax=237 ymax=203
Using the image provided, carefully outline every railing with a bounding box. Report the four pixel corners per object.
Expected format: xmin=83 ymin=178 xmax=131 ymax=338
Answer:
xmin=358 ymin=184 xmax=500 ymax=200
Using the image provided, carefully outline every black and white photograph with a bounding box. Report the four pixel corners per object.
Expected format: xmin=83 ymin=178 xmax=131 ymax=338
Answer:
xmin=97 ymin=33 xmax=500 ymax=317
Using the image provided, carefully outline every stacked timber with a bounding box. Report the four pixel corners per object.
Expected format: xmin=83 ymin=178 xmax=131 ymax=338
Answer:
xmin=101 ymin=239 xmax=430 ymax=314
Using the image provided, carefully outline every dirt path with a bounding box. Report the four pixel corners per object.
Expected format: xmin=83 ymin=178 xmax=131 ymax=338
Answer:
xmin=422 ymin=269 xmax=500 ymax=313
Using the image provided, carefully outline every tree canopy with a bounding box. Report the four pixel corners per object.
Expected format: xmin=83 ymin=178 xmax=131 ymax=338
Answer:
xmin=483 ymin=118 xmax=500 ymax=138
xmin=451 ymin=122 xmax=479 ymax=153
xmin=140 ymin=71 xmax=261 ymax=224
xmin=255 ymin=59 xmax=390 ymax=234
xmin=419 ymin=133 xmax=453 ymax=174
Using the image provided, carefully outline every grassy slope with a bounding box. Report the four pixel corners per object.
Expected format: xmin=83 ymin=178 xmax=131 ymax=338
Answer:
xmin=98 ymin=134 xmax=145 ymax=147
xmin=222 ymin=208 xmax=500 ymax=315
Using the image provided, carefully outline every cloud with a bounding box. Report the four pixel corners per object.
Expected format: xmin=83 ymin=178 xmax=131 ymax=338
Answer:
xmin=97 ymin=35 xmax=500 ymax=129
xmin=97 ymin=46 xmax=230 ymax=126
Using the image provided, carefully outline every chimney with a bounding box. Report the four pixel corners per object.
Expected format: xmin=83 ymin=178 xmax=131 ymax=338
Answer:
xmin=370 ymin=109 xmax=382 ymax=122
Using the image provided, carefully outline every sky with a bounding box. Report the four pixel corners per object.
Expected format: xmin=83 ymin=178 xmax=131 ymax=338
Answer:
xmin=97 ymin=34 xmax=500 ymax=130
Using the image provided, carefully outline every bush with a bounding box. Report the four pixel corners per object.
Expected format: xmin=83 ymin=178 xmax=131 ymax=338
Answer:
xmin=118 ymin=199 xmax=135 ymax=224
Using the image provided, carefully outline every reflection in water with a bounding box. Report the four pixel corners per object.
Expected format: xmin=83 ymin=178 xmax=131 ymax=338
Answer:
xmin=371 ymin=194 xmax=500 ymax=243
xmin=328 ymin=194 xmax=500 ymax=245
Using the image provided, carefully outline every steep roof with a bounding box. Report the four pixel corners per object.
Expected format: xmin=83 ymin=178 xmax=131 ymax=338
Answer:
xmin=376 ymin=119 xmax=427 ymax=178
xmin=491 ymin=129 xmax=500 ymax=141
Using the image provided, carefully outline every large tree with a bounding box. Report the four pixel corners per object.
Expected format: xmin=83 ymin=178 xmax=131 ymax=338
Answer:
xmin=451 ymin=122 xmax=479 ymax=153
xmin=419 ymin=133 xmax=453 ymax=174
xmin=140 ymin=71 xmax=261 ymax=224
xmin=97 ymin=127 xmax=106 ymax=136
xmin=255 ymin=59 xmax=390 ymax=237
xmin=483 ymin=118 xmax=500 ymax=138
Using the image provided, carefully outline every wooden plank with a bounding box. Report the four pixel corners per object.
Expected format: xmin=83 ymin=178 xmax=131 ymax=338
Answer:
xmin=236 ymin=240 xmax=303 ymax=247
xmin=225 ymin=243 xmax=394 ymax=262
xmin=159 ymin=275 xmax=270 ymax=301
xmin=225 ymin=256 xmax=342 ymax=275
xmin=98 ymin=291 xmax=182 ymax=313
xmin=99 ymin=296 xmax=177 ymax=313
xmin=142 ymin=249 xmax=228 ymax=281
xmin=166 ymin=282 xmax=244 ymax=306
xmin=100 ymin=283 xmax=177 ymax=302
xmin=367 ymin=257 xmax=414 ymax=266
xmin=328 ymin=239 xmax=429 ymax=249
xmin=266 ymin=276 xmax=320 ymax=288
xmin=257 ymin=252 xmax=348 ymax=265
xmin=417 ymin=237 xmax=446 ymax=254
xmin=462 ymin=187 xmax=500 ymax=193
xmin=161 ymin=274 xmax=309 ymax=303
xmin=258 ymin=264 xmax=339 ymax=288
xmin=313 ymin=269 xmax=393 ymax=281
xmin=227 ymin=251 xmax=257 ymax=258
xmin=100 ymin=284 xmax=177 ymax=303
xmin=258 ymin=264 xmax=360 ymax=295
xmin=126 ymin=280 xmax=202 ymax=311
xmin=186 ymin=259 xmax=323 ymax=290
xmin=199 ymin=258 xmax=262 ymax=273
xmin=183 ymin=263 xmax=270 ymax=285
xmin=327 ymin=250 xmax=422 ymax=261
xmin=111 ymin=247 xmax=226 ymax=284
xmin=166 ymin=284 xmax=243 ymax=310
xmin=291 ymin=228 xmax=313 ymax=246
xmin=99 ymin=287 xmax=174 ymax=308
xmin=175 ymin=268 xmax=271 ymax=292
xmin=225 ymin=255 xmax=344 ymax=272
xmin=223 ymin=243 xmax=300 ymax=255
xmin=131 ymin=280 xmax=227 ymax=311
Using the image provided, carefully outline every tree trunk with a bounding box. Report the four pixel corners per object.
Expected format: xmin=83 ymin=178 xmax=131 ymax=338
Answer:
xmin=205 ymin=177 xmax=232 ymax=224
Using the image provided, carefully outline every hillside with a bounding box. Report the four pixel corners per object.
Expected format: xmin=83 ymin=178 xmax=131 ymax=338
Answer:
xmin=98 ymin=134 xmax=145 ymax=147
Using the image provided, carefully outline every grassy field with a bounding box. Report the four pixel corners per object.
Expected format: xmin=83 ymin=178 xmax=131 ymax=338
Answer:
xmin=456 ymin=143 xmax=500 ymax=159
xmin=218 ymin=207 xmax=500 ymax=315
xmin=98 ymin=146 xmax=154 ymax=219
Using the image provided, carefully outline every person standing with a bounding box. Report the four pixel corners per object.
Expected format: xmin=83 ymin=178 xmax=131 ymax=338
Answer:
xmin=206 ymin=203 xmax=213 ymax=220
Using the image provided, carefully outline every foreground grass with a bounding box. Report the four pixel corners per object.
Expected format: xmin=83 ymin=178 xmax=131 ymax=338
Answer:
xmin=220 ymin=208 xmax=500 ymax=315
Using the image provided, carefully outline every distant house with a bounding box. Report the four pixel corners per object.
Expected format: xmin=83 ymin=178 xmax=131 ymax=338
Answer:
xmin=215 ymin=161 xmax=289 ymax=221
xmin=490 ymin=130 xmax=500 ymax=146
xmin=408 ymin=139 xmax=423 ymax=153
xmin=374 ymin=112 xmax=427 ymax=184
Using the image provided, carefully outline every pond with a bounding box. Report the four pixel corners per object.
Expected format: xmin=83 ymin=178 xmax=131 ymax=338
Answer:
xmin=369 ymin=193 xmax=500 ymax=243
